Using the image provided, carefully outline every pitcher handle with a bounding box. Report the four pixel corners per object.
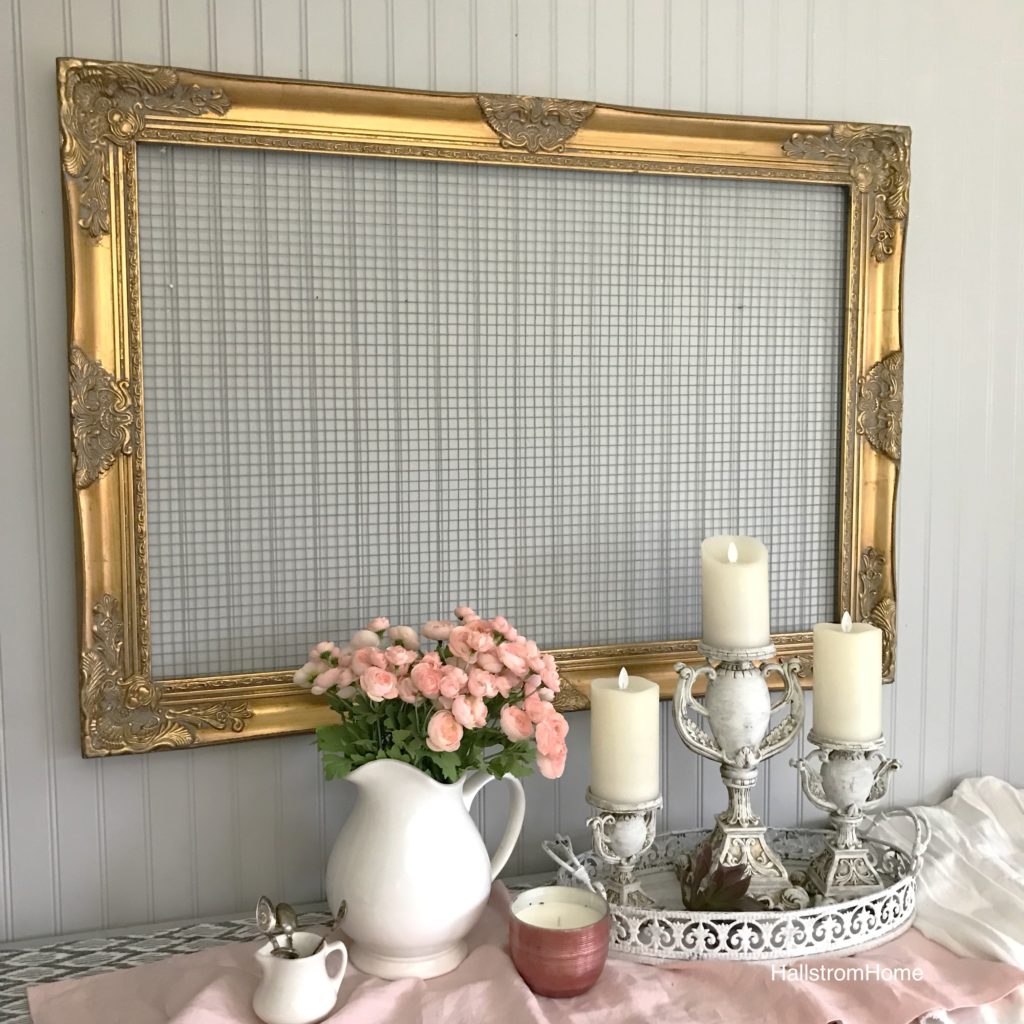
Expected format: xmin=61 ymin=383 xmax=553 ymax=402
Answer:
xmin=321 ymin=938 xmax=348 ymax=995
xmin=464 ymin=772 xmax=526 ymax=881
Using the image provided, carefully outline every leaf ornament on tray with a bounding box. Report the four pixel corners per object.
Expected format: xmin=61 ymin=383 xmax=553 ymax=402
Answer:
xmin=681 ymin=843 xmax=765 ymax=913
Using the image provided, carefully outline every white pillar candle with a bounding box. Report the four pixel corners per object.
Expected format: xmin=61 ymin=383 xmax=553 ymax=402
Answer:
xmin=589 ymin=668 xmax=660 ymax=804
xmin=701 ymin=535 xmax=771 ymax=650
xmin=812 ymin=613 xmax=883 ymax=742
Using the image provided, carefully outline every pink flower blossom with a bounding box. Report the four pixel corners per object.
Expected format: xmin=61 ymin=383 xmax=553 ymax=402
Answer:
xmin=439 ymin=665 xmax=469 ymax=699
xmin=500 ymin=704 xmax=533 ymax=742
xmin=524 ymin=691 xmax=555 ymax=724
xmin=397 ymin=676 xmax=420 ymax=704
xmin=293 ymin=660 xmax=322 ymax=687
xmin=352 ymin=646 xmax=386 ymax=673
xmin=311 ymin=666 xmax=342 ymax=695
xmin=366 ymin=617 xmax=390 ymax=632
xmin=309 ymin=640 xmax=336 ymax=662
xmin=421 ymin=650 xmax=442 ymax=668
xmin=539 ymin=654 xmax=560 ymax=690
xmin=360 ymin=666 xmax=399 ymax=702
xmin=475 ymin=651 xmax=503 ymax=674
xmin=454 ymin=605 xmax=478 ymax=621
xmin=387 ymin=625 xmax=420 ymax=649
xmin=467 ymin=668 xmax=501 ymax=699
xmin=497 ymin=640 xmax=531 ymax=679
xmin=421 ymin=620 xmax=454 ymax=641
xmin=535 ymin=712 xmax=569 ymax=757
xmin=452 ymin=694 xmax=487 ymax=729
xmin=350 ymin=629 xmax=381 ymax=650
xmin=426 ymin=710 xmax=463 ymax=752
xmin=492 ymin=616 xmax=519 ymax=640
xmin=411 ymin=661 xmax=443 ymax=698
xmin=448 ymin=620 xmax=495 ymax=660
xmin=384 ymin=645 xmax=419 ymax=669
xmin=537 ymin=749 xmax=567 ymax=779
xmin=495 ymin=672 xmax=518 ymax=698
xmin=524 ymin=674 xmax=543 ymax=696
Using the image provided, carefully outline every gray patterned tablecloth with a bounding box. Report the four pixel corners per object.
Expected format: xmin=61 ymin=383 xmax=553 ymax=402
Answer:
xmin=0 ymin=914 xmax=332 ymax=1024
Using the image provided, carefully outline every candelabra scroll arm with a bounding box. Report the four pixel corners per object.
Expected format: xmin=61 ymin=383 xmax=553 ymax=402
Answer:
xmin=865 ymin=756 xmax=902 ymax=807
xmin=790 ymin=749 xmax=833 ymax=813
xmin=672 ymin=662 xmax=720 ymax=762
xmin=758 ymin=658 xmax=804 ymax=760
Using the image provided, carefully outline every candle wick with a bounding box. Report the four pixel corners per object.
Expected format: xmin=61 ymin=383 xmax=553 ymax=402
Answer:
xmin=727 ymin=541 xmax=738 ymax=564
xmin=841 ymin=611 xmax=853 ymax=633
xmin=617 ymin=667 xmax=629 ymax=690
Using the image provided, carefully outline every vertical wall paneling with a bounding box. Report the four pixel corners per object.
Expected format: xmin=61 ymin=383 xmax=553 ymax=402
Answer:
xmin=431 ymin=0 xmax=473 ymax=92
xmin=348 ymin=0 xmax=391 ymax=87
xmin=0 ymin=0 xmax=1022 ymax=940
xmin=390 ymin=0 xmax=430 ymax=90
xmin=514 ymin=0 xmax=553 ymax=98
xmin=166 ymin=0 xmax=211 ymax=68
xmin=629 ymin=0 xmax=666 ymax=110
xmin=212 ymin=0 xmax=259 ymax=75
xmin=116 ymin=0 xmax=165 ymax=64
xmin=258 ymin=0 xmax=302 ymax=80
xmin=304 ymin=0 xmax=349 ymax=84
xmin=591 ymin=1 xmax=628 ymax=104
xmin=473 ymin=0 xmax=513 ymax=95
xmin=551 ymin=0 xmax=589 ymax=100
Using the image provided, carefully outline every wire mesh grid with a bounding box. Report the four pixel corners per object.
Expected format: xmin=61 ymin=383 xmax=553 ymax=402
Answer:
xmin=137 ymin=144 xmax=846 ymax=680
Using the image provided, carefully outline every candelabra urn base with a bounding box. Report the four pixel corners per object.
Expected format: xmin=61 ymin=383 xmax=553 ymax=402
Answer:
xmin=698 ymin=764 xmax=801 ymax=908
xmin=585 ymin=789 xmax=661 ymax=908
xmin=805 ymin=814 xmax=886 ymax=898
xmin=792 ymin=731 xmax=901 ymax=902
xmin=673 ymin=643 xmax=808 ymax=909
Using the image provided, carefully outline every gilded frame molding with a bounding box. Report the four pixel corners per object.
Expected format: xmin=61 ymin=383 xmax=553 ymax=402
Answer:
xmin=58 ymin=58 xmax=906 ymax=756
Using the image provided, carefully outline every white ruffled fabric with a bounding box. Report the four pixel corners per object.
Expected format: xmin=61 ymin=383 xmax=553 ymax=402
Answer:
xmin=871 ymin=776 xmax=1024 ymax=1023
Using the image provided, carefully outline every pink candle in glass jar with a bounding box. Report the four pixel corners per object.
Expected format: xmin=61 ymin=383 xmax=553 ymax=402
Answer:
xmin=509 ymin=886 xmax=610 ymax=998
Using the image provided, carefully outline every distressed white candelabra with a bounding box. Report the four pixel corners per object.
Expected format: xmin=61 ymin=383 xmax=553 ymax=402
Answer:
xmin=791 ymin=730 xmax=901 ymax=899
xmin=672 ymin=642 xmax=807 ymax=908
xmin=585 ymin=788 xmax=662 ymax=907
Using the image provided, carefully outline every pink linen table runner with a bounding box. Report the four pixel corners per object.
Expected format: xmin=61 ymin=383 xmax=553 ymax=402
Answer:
xmin=28 ymin=884 xmax=1024 ymax=1024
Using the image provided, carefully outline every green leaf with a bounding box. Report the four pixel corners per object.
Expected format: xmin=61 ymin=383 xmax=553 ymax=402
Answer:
xmin=429 ymin=751 xmax=461 ymax=782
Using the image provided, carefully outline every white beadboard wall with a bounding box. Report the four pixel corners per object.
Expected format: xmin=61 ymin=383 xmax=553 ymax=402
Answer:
xmin=0 ymin=0 xmax=1021 ymax=941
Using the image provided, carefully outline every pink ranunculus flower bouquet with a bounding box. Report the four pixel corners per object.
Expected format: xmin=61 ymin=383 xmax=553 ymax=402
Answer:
xmin=294 ymin=608 xmax=568 ymax=782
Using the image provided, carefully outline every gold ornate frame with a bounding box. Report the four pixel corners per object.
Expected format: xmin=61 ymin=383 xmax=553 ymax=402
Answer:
xmin=58 ymin=58 xmax=906 ymax=756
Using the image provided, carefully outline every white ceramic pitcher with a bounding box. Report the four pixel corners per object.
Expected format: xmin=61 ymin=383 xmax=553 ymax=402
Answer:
xmin=252 ymin=932 xmax=348 ymax=1024
xmin=325 ymin=758 xmax=526 ymax=979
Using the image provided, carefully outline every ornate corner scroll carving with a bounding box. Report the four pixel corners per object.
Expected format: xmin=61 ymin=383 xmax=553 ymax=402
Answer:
xmin=81 ymin=594 xmax=252 ymax=755
xmin=477 ymin=94 xmax=595 ymax=153
xmin=782 ymin=123 xmax=910 ymax=262
xmin=58 ymin=59 xmax=230 ymax=239
xmin=858 ymin=547 xmax=896 ymax=678
xmin=69 ymin=346 xmax=136 ymax=488
xmin=553 ymin=677 xmax=591 ymax=713
xmin=794 ymin=654 xmax=814 ymax=679
xmin=857 ymin=351 xmax=903 ymax=462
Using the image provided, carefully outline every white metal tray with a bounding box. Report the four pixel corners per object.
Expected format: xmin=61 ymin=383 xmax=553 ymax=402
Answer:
xmin=550 ymin=818 xmax=928 ymax=963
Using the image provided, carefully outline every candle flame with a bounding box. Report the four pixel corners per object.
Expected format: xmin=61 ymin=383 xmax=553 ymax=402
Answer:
xmin=617 ymin=667 xmax=629 ymax=690
xmin=841 ymin=611 xmax=853 ymax=633
xmin=727 ymin=541 xmax=738 ymax=564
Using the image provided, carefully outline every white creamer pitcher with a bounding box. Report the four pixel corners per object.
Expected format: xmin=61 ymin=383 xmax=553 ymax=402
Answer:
xmin=252 ymin=932 xmax=348 ymax=1024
